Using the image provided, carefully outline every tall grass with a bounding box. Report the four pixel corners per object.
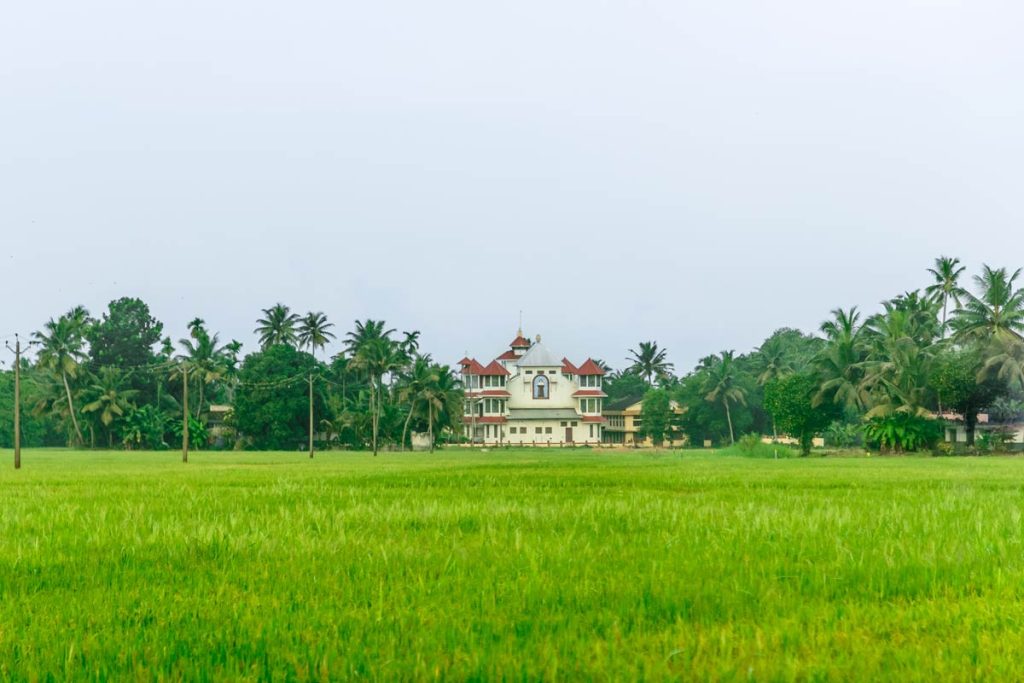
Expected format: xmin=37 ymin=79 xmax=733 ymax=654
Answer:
xmin=2 ymin=449 xmax=1024 ymax=679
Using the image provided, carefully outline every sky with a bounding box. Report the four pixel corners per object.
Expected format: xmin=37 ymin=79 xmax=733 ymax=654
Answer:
xmin=2 ymin=0 xmax=1023 ymax=373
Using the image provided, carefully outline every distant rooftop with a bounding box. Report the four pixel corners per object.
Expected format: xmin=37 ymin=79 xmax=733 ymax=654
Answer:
xmin=516 ymin=340 xmax=562 ymax=368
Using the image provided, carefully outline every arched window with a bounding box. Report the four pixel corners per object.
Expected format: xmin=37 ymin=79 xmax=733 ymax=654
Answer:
xmin=532 ymin=374 xmax=549 ymax=399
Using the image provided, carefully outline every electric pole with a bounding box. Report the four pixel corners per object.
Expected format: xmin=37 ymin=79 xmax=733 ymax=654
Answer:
xmin=182 ymin=365 xmax=189 ymax=463
xmin=5 ymin=335 xmax=28 ymax=470
xmin=309 ymin=372 xmax=315 ymax=459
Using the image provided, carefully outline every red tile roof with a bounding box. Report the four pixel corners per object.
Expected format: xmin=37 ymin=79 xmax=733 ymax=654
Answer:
xmin=496 ymin=350 xmax=520 ymax=361
xmin=479 ymin=360 xmax=510 ymax=376
xmin=561 ymin=358 xmax=579 ymax=374
xmin=576 ymin=359 xmax=605 ymax=376
xmin=573 ymin=390 xmax=607 ymax=397
xmin=469 ymin=389 xmax=510 ymax=397
xmin=581 ymin=415 xmax=607 ymax=423
xmin=459 ymin=358 xmax=488 ymax=374
xmin=510 ymin=334 xmax=531 ymax=348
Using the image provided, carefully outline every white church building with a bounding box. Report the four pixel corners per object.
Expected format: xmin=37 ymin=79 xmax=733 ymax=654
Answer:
xmin=459 ymin=332 xmax=606 ymax=445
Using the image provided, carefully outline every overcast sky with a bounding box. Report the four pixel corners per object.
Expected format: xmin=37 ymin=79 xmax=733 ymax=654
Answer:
xmin=2 ymin=0 xmax=1022 ymax=372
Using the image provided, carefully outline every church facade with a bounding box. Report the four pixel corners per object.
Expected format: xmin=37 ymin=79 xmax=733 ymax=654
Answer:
xmin=459 ymin=332 xmax=606 ymax=445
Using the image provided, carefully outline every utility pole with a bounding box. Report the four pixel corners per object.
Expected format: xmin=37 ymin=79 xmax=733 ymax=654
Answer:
xmin=182 ymin=365 xmax=189 ymax=463
xmin=308 ymin=372 xmax=314 ymax=459
xmin=5 ymin=335 xmax=29 ymax=470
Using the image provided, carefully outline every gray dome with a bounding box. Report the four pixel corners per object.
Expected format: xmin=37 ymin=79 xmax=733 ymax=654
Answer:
xmin=515 ymin=341 xmax=561 ymax=368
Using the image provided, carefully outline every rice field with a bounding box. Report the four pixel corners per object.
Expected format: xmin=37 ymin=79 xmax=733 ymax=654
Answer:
xmin=2 ymin=448 xmax=1024 ymax=680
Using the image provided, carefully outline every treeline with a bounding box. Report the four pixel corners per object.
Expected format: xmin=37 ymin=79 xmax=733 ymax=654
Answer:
xmin=604 ymin=258 xmax=1024 ymax=454
xmin=0 ymin=300 xmax=460 ymax=452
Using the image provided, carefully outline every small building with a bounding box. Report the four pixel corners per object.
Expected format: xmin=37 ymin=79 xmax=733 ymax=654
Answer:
xmin=944 ymin=412 xmax=1024 ymax=449
xmin=602 ymin=396 xmax=686 ymax=447
xmin=459 ymin=332 xmax=606 ymax=445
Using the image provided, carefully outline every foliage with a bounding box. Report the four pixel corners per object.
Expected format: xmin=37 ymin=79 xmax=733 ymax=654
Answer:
xmin=119 ymin=404 xmax=170 ymax=450
xmin=863 ymin=413 xmax=942 ymax=453
xmin=87 ymin=297 xmax=164 ymax=370
xmin=989 ymin=396 xmax=1024 ymax=424
xmin=925 ymin=256 xmax=967 ymax=338
xmin=0 ymin=368 xmax=60 ymax=447
xmin=603 ymin=369 xmax=647 ymax=404
xmin=233 ymin=345 xmax=327 ymax=450
xmin=169 ymin=414 xmax=209 ymax=449
xmin=254 ymin=303 xmax=300 ymax=349
xmin=639 ymin=388 xmax=672 ymax=446
xmin=951 ymin=265 xmax=1024 ymax=343
xmin=824 ymin=421 xmax=863 ymax=448
xmin=931 ymin=346 xmax=1005 ymax=445
xmin=764 ymin=373 xmax=840 ymax=455
xmin=627 ymin=341 xmax=674 ymax=386
xmin=702 ymin=350 xmax=747 ymax=445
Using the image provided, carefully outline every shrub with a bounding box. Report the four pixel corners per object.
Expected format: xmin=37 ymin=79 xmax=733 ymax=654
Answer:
xmin=864 ymin=413 xmax=942 ymax=453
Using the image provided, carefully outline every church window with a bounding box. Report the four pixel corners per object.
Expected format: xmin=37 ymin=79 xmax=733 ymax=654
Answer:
xmin=533 ymin=375 xmax=549 ymax=399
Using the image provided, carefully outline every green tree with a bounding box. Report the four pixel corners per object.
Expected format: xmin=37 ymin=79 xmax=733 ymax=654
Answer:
xmin=932 ymin=346 xmax=1005 ymax=446
xmin=234 ymin=344 xmax=327 ymax=449
xmin=33 ymin=308 xmax=91 ymax=445
xmin=417 ymin=364 xmax=462 ymax=451
xmin=87 ymin=297 xmax=164 ymax=371
xmin=81 ymin=366 xmax=139 ymax=447
xmin=859 ymin=304 xmax=937 ymax=419
xmin=981 ymin=337 xmax=1024 ymax=392
xmin=397 ymin=356 xmax=435 ymax=450
xmin=639 ymin=388 xmax=672 ymax=447
xmin=176 ymin=322 xmax=231 ymax=419
xmin=925 ymin=256 xmax=967 ymax=339
xmin=814 ymin=307 xmax=869 ymax=414
xmin=703 ymin=350 xmax=747 ymax=445
xmin=603 ymin=369 xmax=648 ymax=404
xmin=764 ymin=373 xmax=840 ymax=455
xmin=255 ymin=304 xmax=300 ymax=349
xmin=298 ymin=311 xmax=336 ymax=457
xmin=627 ymin=341 xmax=674 ymax=385
xmin=952 ymin=265 xmax=1024 ymax=343
xmin=350 ymin=336 xmax=403 ymax=455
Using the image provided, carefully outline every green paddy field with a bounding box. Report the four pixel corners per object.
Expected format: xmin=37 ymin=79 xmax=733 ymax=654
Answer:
xmin=2 ymin=449 xmax=1024 ymax=680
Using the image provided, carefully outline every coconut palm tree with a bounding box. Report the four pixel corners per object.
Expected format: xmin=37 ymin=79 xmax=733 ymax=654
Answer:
xmin=397 ymin=357 xmax=436 ymax=450
xmin=418 ymin=364 xmax=462 ymax=452
xmin=703 ymin=350 xmax=746 ymax=445
xmin=33 ymin=309 xmax=90 ymax=445
xmin=400 ymin=330 xmax=421 ymax=358
xmin=813 ymin=307 xmax=869 ymax=413
xmin=187 ymin=318 xmax=206 ymax=339
xmin=980 ymin=337 xmax=1024 ymax=392
xmin=859 ymin=307 xmax=935 ymax=418
xmin=344 ymin=319 xmax=397 ymax=355
xmin=753 ymin=335 xmax=795 ymax=387
xmin=628 ymin=341 xmax=674 ymax=385
xmin=925 ymin=256 xmax=967 ymax=339
xmin=753 ymin=335 xmax=796 ymax=439
xmin=298 ymin=312 xmax=336 ymax=457
xmin=952 ymin=265 xmax=1024 ymax=343
xmin=177 ymin=322 xmax=230 ymax=419
xmin=350 ymin=337 xmax=404 ymax=455
xmin=255 ymin=304 xmax=300 ymax=349
xmin=82 ymin=367 xmax=139 ymax=446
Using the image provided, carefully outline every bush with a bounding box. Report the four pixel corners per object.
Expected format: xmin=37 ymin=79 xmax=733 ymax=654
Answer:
xmin=864 ymin=413 xmax=942 ymax=453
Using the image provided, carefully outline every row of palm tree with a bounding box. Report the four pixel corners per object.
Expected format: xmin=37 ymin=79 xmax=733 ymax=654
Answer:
xmin=22 ymin=303 xmax=462 ymax=451
xmin=604 ymin=258 xmax=1024 ymax=450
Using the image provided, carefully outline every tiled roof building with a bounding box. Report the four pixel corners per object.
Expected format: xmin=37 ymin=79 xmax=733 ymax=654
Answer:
xmin=459 ymin=331 xmax=605 ymax=445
